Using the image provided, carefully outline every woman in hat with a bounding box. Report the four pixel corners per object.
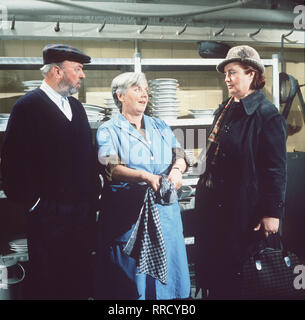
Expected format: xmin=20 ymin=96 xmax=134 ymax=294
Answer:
xmin=194 ymin=45 xmax=287 ymax=299
xmin=94 ymin=72 xmax=190 ymax=300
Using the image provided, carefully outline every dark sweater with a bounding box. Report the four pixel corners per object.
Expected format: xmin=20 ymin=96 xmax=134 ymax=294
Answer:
xmin=1 ymin=88 xmax=99 ymax=208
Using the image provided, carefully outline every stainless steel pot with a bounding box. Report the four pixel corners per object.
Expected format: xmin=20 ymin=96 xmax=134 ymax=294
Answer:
xmin=0 ymin=257 xmax=25 ymax=300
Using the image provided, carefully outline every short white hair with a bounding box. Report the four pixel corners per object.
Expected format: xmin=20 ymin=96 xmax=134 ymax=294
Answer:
xmin=40 ymin=62 xmax=63 ymax=77
xmin=111 ymin=72 xmax=148 ymax=110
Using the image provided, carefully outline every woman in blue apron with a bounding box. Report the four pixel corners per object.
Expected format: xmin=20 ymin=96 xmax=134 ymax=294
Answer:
xmin=94 ymin=72 xmax=190 ymax=300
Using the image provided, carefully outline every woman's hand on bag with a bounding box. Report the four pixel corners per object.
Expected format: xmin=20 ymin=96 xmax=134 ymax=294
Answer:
xmin=253 ymin=216 xmax=280 ymax=237
xmin=168 ymin=168 xmax=183 ymax=190
xmin=142 ymin=171 xmax=161 ymax=192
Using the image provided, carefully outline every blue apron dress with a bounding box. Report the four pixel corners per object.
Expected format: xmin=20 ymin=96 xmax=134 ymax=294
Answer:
xmin=95 ymin=113 xmax=190 ymax=300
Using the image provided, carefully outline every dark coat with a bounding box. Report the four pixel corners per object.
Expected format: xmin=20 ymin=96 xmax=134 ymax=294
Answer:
xmin=1 ymin=88 xmax=100 ymax=208
xmin=194 ymin=90 xmax=287 ymax=285
xmin=1 ymin=88 xmax=101 ymax=299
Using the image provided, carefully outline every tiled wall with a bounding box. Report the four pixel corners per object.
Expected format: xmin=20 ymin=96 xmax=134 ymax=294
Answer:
xmin=0 ymin=39 xmax=304 ymax=150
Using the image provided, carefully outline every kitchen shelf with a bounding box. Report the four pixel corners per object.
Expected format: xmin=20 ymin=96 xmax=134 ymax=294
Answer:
xmin=140 ymin=56 xmax=280 ymax=109
xmin=0 ymin=54 xmax=280 ymax=127
xmin=0 ymin=53 xmax=280 ymax=106
xmin=162 ymin=117 xmax=213 ymax=127
xmin=0 ymin=57 xmax=135 ymax=71
xmin=89 ymin=117 xmax=213 ymax=130
xmin=0 ymin=117 xmax=213 ymax=132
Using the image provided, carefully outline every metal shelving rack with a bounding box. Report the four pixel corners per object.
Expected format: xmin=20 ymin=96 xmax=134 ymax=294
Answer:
xmin=0 ymin=54 xmax=280 ymax=99
xmin=0 ymin=57 xmax=135 ymax=71
xmin=0 ymin=54 xmax=280 ymax=131
xmin=138 ymin=55 xmax=280 ymax=109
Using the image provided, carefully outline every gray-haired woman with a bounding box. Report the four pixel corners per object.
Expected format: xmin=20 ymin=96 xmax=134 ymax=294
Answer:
xmin=194 ymin=45 xmax=287 ymax=299
xmin=94 ymin=72 xmax=190 ymax=300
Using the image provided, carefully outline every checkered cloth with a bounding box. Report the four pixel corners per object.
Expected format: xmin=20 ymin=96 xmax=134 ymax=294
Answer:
xmin=208 ymin=96 xmax=233 ymax=165
xmin=123 ymin=177 xmax=177 ymax=285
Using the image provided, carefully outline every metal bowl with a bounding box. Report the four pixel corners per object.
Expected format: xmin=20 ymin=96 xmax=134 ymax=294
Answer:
xmin=0 ymin=113 xmax=10 ymax=131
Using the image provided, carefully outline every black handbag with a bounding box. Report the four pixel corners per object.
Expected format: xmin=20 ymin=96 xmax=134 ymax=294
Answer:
xmin=240 ymin=234 xmax=305 ymax=299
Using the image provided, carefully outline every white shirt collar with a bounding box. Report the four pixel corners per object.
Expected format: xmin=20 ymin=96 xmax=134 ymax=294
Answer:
xmin=40 ymin=80 xmax=72 ymax=121
xmin=40 ymin=80 xmax=65 ymax=104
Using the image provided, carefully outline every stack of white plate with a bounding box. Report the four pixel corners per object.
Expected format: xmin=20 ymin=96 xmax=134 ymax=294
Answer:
xmin=104 ymin=98 xmax=120 ymax=118
xmin=82 ymin=104 xmax=105 ymax=122
xmin=189 ymin=109 xmax=215 ymax=122
xmin=22 ymin=80 xmax=42 ymax=92
xmin=9 ymin=238 xmax=28 ymax=253
xmin=149 ymin=78 xmax=180 ymax=120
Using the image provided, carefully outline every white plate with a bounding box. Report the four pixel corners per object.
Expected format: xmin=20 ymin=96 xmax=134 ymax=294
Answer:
xmin=153 ymin=109 xmax=178 ymax=113
xmin=9 ymin=239 xmax=27 ymax=246
xmin=10 ymin=244 xmax=28 ymax=248
xmin=153 ymin=110 xmax=178 ymax=114
xmin=10 ymin=245 xmax=28 ymax=249
xmin=153 ymin=106 xmax=178 ymax=110
xmin=83 ymin=104 xmax=103 ymax=110
xmin=151 ymin=97 xmax=177 ymax=101
xmin=156 ymin=115 xmax=178 ymax=120
xmin=0 ymin=113 xmax=10 ymax=119
xmin=151 ymin=93 xmax=177 ymax=98
xmin=151 ymin=87 xmax=177 ymax=91
xmin=10 ymin=248 xmax=28 ymax=253
xmin=150 ymin=84 xmax=178 ymax=88
xmin=152 ymin=104 xmax=178 ymax=108
xmin=150 ymin=78 xmax=178 ymax=83
xmin=190 ymin=114 xmax=215 ymax=120
xmin=152 ymin=102 xmax=178 ymax=106
xmin=153 ymin=112 xmax=178 ymax=117
xmin=153 ymin=104 xmax=179 ymax=108
xmin=189 ymin=109 xmax=215 ymax=114
xmin=22 ymin=80 xmax=42 ymax=89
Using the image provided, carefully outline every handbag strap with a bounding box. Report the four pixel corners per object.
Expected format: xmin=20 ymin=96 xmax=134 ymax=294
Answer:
xmin=253 ymin=233 xmax=292 ymax=268
xmin=249 ymin=233 xmax=285 ymax=257
xmin=242 ymin=233 xmax=294 ymax=273
xmin=261 ymin=232 xmax=283 ymax=250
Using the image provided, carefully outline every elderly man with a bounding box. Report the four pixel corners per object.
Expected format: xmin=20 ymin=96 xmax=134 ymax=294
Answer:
xmin=1 ymin=44 xmax=100 ymax=299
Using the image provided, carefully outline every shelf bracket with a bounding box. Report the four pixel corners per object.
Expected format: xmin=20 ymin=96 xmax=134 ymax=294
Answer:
xmin=98 ymin=20 xmax=106 ymax=33
xmin=137 ymin=22 xmax=148 ymax=34
xmin=248 ymin=27 xmax=262 ymax=38
xmin=54 ymin=19 xmax=60 ymax=32
xmin=176 ymin=24 xmax=188 ymax=36
xmin=281 ymin=28 xmax=297 ymax=72
xmin=213 ymin=26 xmax=225 ymax=37
xmin=11 ymin=16 xmax=16 ymax=30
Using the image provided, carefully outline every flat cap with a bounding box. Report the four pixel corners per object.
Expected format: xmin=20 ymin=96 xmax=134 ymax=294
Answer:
xmin=216 ymin=45 xmax=265 ymax=74
xmin=43 ymin=44 xmax=91 ymax=64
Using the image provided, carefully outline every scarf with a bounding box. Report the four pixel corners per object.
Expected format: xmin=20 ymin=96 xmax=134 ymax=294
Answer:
xmin=205 ymin=96 xmax=234 ymax=188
